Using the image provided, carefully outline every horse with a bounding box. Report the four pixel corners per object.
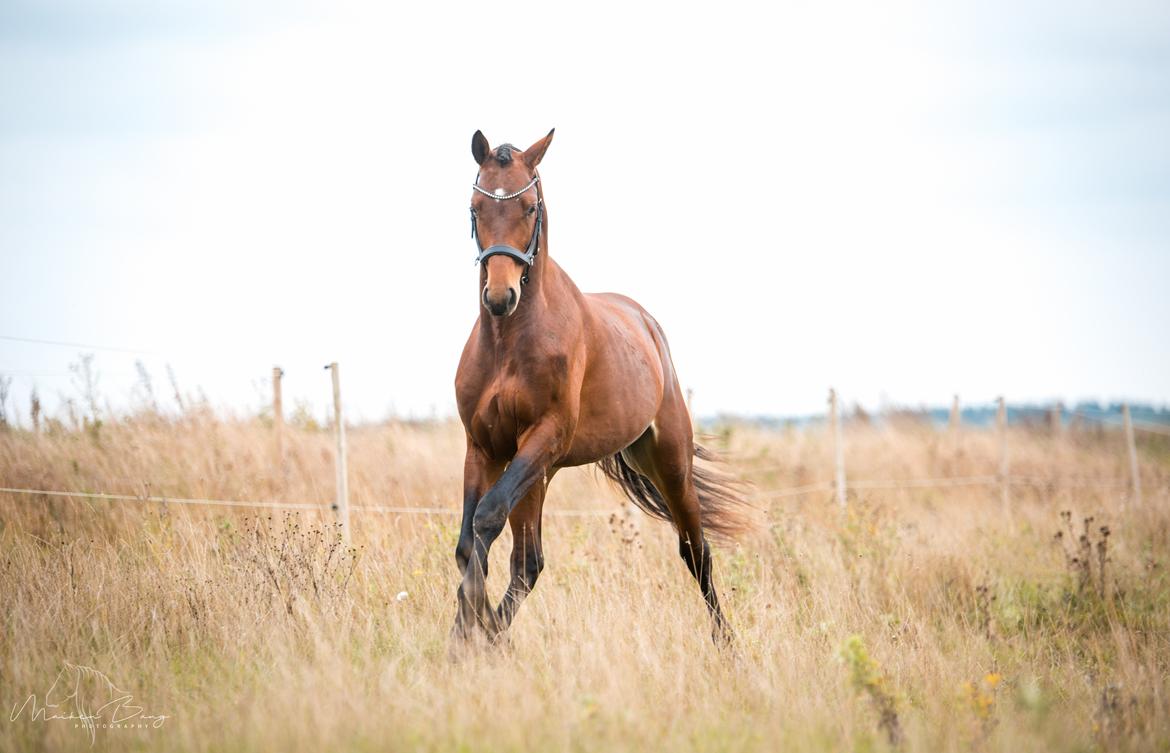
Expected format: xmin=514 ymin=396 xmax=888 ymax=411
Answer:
xmin=452 ymin=129 xmax=753 ymax=648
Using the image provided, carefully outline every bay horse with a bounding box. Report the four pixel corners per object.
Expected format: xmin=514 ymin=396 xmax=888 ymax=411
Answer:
xmin=453 ymin=129 xmax=752 ymax=647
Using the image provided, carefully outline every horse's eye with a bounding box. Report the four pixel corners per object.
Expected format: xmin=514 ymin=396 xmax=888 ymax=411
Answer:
xmin=526 ymin=205 xmax=536 ymax=216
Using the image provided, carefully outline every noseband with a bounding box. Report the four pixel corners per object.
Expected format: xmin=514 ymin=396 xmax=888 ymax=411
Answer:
xmin=470 ymin=175 xmax=543 ymax=285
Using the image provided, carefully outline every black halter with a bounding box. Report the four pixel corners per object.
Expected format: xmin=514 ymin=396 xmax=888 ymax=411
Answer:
xmin=470 ymin=175 xmax=543 ymax=285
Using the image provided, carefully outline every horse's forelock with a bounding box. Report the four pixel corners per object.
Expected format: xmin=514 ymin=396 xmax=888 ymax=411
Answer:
xmin=494 ymin=144 xmax=518 ymax=166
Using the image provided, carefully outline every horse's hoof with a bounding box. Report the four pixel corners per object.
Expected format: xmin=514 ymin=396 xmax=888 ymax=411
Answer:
xmin=448 ymin=618 xmax=505 ymax=662
xmin=488 ymin=628 xmax=513 ymax=653
xmin=448 ymin=626 xmax=482 ymax=663
xmin=712 ymin=621 xmax=736 ymax=650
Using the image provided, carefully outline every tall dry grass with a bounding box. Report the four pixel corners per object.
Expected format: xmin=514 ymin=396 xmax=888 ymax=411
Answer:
xmin=1 ymin=409 xmax=1168 ymax=752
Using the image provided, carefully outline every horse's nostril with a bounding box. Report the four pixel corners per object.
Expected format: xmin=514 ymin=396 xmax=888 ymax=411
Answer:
xmin=483 ymin=286 xmax=519 ymax=317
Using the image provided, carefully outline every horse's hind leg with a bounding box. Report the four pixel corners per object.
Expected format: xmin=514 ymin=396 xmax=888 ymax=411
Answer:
xmin=624 ymin=416 xmax=732 ymax=643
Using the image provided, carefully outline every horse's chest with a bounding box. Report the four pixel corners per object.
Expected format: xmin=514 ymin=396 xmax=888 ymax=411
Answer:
xmin=466 ymin=376 xmax=541 ymax=459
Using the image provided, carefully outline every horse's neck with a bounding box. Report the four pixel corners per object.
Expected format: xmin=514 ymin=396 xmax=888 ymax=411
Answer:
xmin=481 ymin=255 xmax=579 ymax=349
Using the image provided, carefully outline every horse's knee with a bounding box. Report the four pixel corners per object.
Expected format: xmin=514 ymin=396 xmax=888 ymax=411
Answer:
xmin=455 ymin=536 xmax=473 ymax=572
xmin=472 ymin=492 xmax=509 ymax=543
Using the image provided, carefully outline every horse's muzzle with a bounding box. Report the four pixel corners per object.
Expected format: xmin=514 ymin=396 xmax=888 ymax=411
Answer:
xmin=483 ymin=285 xmax=518 ymax=317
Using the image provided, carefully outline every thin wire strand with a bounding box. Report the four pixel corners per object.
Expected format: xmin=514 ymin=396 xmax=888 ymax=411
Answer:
xmin=1008 ymin=476 xmax=1130 ymax=489
xmin=1073 ymin=411 xmax=1170 ymax=436
xmin=0 ymin=487 xmax=323 ymax=510
xmin=0 ymin=334 xmax=161 ymax=356
xmin=850 ymin=475 xmax=997 ymax=490
xmin=0 ymin=487 xmax=611 ymax=517
xmin=752 ymin=482 xmax=833 ymax=500
xmin=0 ymin=473 xmax=1156 ymax=518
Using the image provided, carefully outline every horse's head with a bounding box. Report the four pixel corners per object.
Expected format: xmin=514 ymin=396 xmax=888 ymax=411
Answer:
xmin=470 ymin=129 xmax=554 ymax=317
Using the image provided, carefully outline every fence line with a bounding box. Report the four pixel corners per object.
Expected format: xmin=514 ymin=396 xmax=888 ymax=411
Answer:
xmin=0 ymin=487 xmax=612 ymax=518
xmin=0 ymin=333 xmax=160 ymax=356
xmin=1073 ymin=410 xmax=1170 ymax=437
xmin=350 ymin=504 xmax=454 ymax=516
xmin=748 ymin=474 xmax=1145 ymax=500
xmin=752 ymin=481 xmax=834 ymax=501
xmin=351 ymin=503 xmax=607 ymax=518
xmin=3 ymin=470 xmax=1152 ymax=520
xmin=1008 ymin=476 xmax=1130 ymax=489
xmin=850 ymin=475 xmax=998 ymax=490
xmin=0 ymin=487 xmax=325 ymax=511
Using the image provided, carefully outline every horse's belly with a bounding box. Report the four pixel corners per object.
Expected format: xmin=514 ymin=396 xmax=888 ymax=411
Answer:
xmin=557 ymin=347 xmax=664 ymax=466
xmin=558 ymin=410 xmax=649 ymax=467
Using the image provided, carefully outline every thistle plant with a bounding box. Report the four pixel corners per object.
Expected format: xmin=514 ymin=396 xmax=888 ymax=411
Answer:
xmin=1054 ymin=511 xmax=1112 ymax=598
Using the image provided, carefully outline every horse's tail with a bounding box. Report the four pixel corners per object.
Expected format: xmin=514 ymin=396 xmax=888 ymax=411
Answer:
xmin=691 ymin=444 xmax=758 ymax=540
xmin=596 ymin=444 xmax=756 ymax=541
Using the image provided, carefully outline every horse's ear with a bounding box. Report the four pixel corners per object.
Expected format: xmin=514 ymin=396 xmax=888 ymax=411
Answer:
xmin=522 ymin=128 xmax=555 ymax=169
xmin=472 ymin=130 xmax=490 ymax=165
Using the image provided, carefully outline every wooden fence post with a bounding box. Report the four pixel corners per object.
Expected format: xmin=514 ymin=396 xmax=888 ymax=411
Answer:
xmin=30 ymin=388 xmax=41 ymax=434
xmin=1123 ymin=403 xmax=1143 ymax=507
xmin=830 ymin=388 xmax=846 ymax=510
xmin=326 ymin=362 xmax=351 ymax=544
xmin=272 ymin=366 xmax=284 ymax=481
xmin=997 ymin=396 xmax=1011 ymax=523
xmin=949 ymin=394 xmax=961 ymax=459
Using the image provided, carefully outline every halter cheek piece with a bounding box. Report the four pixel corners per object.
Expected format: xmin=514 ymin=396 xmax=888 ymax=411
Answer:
xmin=470 ymin=175 xmax=543 ymax=285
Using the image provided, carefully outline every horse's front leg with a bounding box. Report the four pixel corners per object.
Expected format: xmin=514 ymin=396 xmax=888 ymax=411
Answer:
xmin=452 ymin=442 xmax=503 ymax=644
xmin=456 ymin=421 xmax=563 ymax=642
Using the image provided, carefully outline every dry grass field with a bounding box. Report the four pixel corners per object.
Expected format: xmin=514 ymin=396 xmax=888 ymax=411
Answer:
xmin=2 ymin=407 xmax=1169 ymax=752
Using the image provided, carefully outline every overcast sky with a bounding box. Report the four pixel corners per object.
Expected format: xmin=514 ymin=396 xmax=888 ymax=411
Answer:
xmin=2 ymin=0 xmax=1168 ymax=423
